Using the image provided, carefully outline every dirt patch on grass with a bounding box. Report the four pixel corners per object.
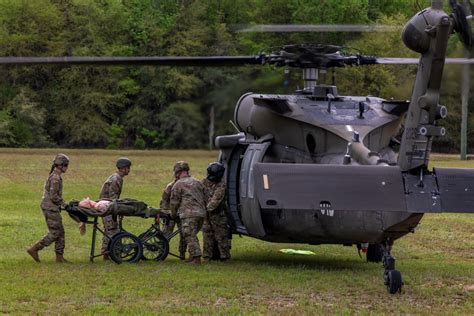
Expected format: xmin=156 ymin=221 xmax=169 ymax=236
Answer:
xmin=463 ymin=284 xmax=474 ymax=291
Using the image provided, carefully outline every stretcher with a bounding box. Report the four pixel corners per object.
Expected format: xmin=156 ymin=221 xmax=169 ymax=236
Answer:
xmin=64 ymin=199 xmax=182 ymax=264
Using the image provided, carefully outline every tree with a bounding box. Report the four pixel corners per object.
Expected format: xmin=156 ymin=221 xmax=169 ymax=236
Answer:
xmin=0 ymin=89 xmax=51 ymax=147
xmin=157 ymin=102 xmax=207 ymax=148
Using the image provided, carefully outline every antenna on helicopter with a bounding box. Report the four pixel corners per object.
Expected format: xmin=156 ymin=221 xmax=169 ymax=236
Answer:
xmin=229 ymin=120 xmax=241 ymax=133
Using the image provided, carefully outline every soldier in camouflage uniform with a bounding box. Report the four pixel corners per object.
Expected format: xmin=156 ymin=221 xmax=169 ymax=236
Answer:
xmin=160 ymin=178 xmax=186 ymax=260
xmin=202 ymin=162 xmax=231 ymax=262
xmin=170 ymin=161 xmax=206 ymax=265
xmin=27 ymin=154 xmax=70 ymax=263
xmin=100 ymin=157 xmax=132 ymax=260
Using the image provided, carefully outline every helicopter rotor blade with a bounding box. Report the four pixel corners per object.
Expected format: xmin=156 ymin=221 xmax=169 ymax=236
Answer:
xmin=235 ymin=24 xmax=400 ymax=33
xmin=0 ymin=56 xmax=263 ymax=67
xmin=375 ymin=57 xmax=474 ymax=64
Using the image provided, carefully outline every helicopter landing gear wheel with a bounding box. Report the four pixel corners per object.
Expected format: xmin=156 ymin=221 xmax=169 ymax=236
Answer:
xmin=380 ymin=239 xmax=403 ymax=294
xmin=139 ymin=232 xmax=169 ymax=261
xmin=385 ymin=269 xmax=403 ymax=294
xmin=109 ymin=232 xmax=143 ymax=264
xmin=366 ymin=243 xmax=383 ymax=263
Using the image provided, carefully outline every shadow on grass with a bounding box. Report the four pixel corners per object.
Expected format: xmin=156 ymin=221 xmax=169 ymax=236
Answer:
xmin=232 ymin=251 xmax=372 ymax=272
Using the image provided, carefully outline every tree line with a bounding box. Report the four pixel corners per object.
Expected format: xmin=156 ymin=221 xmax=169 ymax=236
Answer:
xmin=0 ymin=0 xmax=471 ymax=152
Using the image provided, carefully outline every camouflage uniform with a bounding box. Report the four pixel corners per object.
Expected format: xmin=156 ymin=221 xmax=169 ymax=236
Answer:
xmin=99 ymin=172 xmax=123 ymax=253
xmin=202 ymin=178 xmax=231 ymax=260
xmin=170 ymin=176 xmax=206 ymax=258
xmin=160 ymin=180 xmax=186 ymax=258
xmin=36 ymin=170 xmax=67 ymax=254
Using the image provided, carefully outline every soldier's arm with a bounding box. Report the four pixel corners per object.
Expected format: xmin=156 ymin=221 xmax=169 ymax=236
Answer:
xmin=159 ymin=182 xmax=173 ymax=209
xmin=169 ymin=184 xmax=181 ymax=218
xmin=50 ymin=176 xmax=66 ymax=208
xmin=207 ymin=182 xmax=226 ymax=212
xmin=108 ymin=176 xmax=122 ymax=199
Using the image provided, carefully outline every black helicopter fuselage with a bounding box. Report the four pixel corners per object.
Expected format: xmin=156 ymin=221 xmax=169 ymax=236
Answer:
xmin=216 ymin=89 xmax=425 ymax=245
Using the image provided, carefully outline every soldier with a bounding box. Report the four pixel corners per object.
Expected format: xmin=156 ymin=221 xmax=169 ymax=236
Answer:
xmin=99 ymin=157 xmax=132 ymax=260
xmin=160 ymin=177 xmax=186 ymax=260
xmin=27 ymin=153 xmax=70 ymax=263
xmin=202 ymin=162 xmax=231 ymax=262
xmin=170 ymin=161 xmax=206 ymax=265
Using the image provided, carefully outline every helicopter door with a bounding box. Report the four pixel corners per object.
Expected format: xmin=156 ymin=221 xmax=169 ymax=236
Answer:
xmin=253 ymin=163 xmax=407 ymax=212
xmin=434 ymin=167 xmax=474 ymax=213
xmin=239 ymin=142 xmax=271 ymax=238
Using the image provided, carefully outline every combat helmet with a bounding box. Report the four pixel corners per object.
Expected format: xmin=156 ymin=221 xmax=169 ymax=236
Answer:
xmin=173 ymin=161 xmax=190 ymax=177
xmin=207 ymin=162 xmax=225 ymax=182
xmin=53 ymin=153 xmax=70 ymax=166
xmin=116 ymin=157 xmax=132 ymax=169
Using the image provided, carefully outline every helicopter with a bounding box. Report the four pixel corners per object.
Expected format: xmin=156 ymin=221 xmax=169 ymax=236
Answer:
xmin=0 ymin=0 xmax=473 ymax=294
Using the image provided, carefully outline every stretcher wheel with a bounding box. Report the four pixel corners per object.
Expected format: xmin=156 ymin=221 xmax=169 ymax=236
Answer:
xmin=109 ymin=232 xmax=143 ymax=264
xmin=139 ymin=231 xmax=169 ymax=261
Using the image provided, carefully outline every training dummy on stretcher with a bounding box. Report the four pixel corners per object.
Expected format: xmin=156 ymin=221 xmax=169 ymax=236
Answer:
xmin=65 ymin=198 xmax=165 ymax=222
xmin=62 ymin=198 xmax=174 ymax=264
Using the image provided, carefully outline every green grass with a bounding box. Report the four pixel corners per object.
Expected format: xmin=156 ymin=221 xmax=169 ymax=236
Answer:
xmin=0 ymin=149 xmax=473 ymax=314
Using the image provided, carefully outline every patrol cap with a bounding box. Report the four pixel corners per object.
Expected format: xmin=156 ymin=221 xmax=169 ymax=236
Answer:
xmin=207 ymin=162 xmax=225 ymax=182
xmin=53 ymin=153 xmax=70 ymax=166
xmin=116 ymin=157 xmax=132 ymax=169
xmin=173 ymin=161 xmax=190 ymax=175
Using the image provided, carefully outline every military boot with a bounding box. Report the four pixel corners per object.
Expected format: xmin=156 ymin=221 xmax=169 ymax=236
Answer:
xmin=189 ymin=256 xmax=201 ymax=265
xmin=26 ymin=244 xmax=41 ymax=263
xmin=55 ymin=253 xmax=69 ymax=263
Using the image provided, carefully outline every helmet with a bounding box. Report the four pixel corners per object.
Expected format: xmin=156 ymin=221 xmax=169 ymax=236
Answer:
xmin=207 ymin=162 xmax=225 ymax=182
xmin=53 ymin=153 xmax=70 ymax=166
xmin=173 ymin=161 xmax=190 ymax=176
xmin=116 ymin=157 xmax=132 ymax=169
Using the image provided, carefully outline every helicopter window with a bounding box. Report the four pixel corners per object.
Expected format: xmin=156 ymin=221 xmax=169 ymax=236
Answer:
xmin=306 ymin=134 xmax=316 ymax=154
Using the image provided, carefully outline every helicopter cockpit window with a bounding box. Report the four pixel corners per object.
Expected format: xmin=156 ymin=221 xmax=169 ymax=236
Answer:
xmin=306 ymin=134 xmax=316 ymax=154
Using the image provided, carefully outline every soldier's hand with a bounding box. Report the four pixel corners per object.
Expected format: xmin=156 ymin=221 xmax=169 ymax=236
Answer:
xmin=79 ymin=223 xmax=86 ymax=235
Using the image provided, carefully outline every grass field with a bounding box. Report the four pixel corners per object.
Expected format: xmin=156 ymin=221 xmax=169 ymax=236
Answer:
xmin=0 ymin=149 xmax=473 ymax=314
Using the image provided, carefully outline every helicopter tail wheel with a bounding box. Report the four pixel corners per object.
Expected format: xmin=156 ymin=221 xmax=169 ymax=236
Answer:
xmin=109 ymin=232 xmax=143 ymax=264
xmin=384 ymin=269 xmax=403 ymax=294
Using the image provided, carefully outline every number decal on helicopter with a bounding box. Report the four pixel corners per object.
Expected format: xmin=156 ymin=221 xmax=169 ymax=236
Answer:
xmin=319 ymin=201 xmax=334 ymax=217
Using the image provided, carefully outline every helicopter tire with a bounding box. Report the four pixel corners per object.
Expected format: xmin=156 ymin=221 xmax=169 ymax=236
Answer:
xmin=366 ymin=243 xmax=383 ymax=263
xmin=138 ymin=231 xmax=169 ymax=261
xmin=109 ymin=232 xmax=143 ymax=264
xmin=386 ymin=269 xmax=403 ymax=294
